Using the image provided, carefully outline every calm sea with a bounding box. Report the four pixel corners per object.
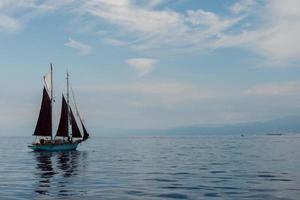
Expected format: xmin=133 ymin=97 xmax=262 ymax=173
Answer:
xmin=0 ymin=135 xmax=300 ymax=200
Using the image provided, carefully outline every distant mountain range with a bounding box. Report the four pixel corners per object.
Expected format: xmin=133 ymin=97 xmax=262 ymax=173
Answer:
xmin=99 ymin=115 xmax=300 ymax=136
xmin=3 ymin=115 xmax=300 ymax=136
xmin=162 ymin=115 xmax=300 ymax=136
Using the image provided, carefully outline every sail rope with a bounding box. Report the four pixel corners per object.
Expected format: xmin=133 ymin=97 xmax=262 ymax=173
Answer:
xmin=70 ymin=85 xmax=89 ymax=138
xmin=70 ymin=86 xmax=80 ymax=118
xmin=70 ymin=86 xmax=87 ymax=126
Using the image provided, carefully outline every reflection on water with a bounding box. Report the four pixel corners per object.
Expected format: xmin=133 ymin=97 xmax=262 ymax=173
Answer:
xmin=34 ymin=152 xmax=56 ymax=195
xmin=33 ymin=151 xmax=88 ymax=198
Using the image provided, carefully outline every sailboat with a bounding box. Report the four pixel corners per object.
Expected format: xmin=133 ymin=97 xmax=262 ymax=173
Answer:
xmin=28 ymin=64 xmax=90 ymax=151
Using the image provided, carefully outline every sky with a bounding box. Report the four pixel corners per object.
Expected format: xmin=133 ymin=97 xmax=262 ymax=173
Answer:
xmin=0 ymin=0 xmax=300 ymax=134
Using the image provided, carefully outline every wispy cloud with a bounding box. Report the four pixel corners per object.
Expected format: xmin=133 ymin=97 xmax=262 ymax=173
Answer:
xmin=65 ymin=38 xmax=92 ymax=55
xmin=1 ymin=0 xmax=300 ymax=66
xmin=78 ymin=81 xmax=229 ymax=110
xmin=245 ymin=81 xmax=300 ymax=96
xmin=0 ymin=0 xmax=75 ymax=32
xmin=83 ymin=1 xmax=183 ymax=33
xmin=126 ymin=58 xmax=157 ymax=77
xmin=35 ymin=0 xmax=76 ymax=11
xmin=229 ymin=0 xmax=256 ymax=14
xmin=77 ymin=81 xmax=300 ymax=128
xmin=79 ymin=0 xmax=300 ymax=67
xmin=81 ymin=0 xmax=240 ymax=52
xmin=216 ymin=0 xmax=300 ymax=67
xmin=144 ymin=0 xmax=171 ymax=8
xmin=0 ymin=15 xmax=20 ymax=32
xmin=0 ymin=0 xmax=32 ymax=32
xmin=103 ymin=38 xmax=128 ymax=46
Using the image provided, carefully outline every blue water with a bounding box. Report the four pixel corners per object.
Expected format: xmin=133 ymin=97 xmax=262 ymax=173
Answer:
xmin=0 ymin=135 xmax=300 ymax=200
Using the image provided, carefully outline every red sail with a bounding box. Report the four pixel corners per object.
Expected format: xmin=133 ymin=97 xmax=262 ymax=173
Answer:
xmin=70 ymin=109 xmax=82 ymax=138
xmin=33 ymin=87 xmax=52 ymax=136
xmin=56 ymin=95 xmax=69 ymax=137
xmin=81 ymin=120 xmax=90 ymax=141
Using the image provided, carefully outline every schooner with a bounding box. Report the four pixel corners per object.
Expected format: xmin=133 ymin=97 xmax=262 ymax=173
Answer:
xmin=28 ymin=64 xmax=89 ymax=151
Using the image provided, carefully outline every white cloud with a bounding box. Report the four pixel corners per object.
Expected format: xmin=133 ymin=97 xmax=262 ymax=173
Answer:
xmin=1 ymin=0 xmax=300 ymax=66
xmin=78 ymin=81 xmax=228 ymax=110
xmin=0 ymin=15 xmax=20 ymax=32
xmin=216 ymin=0 xmax=300 ymax=67
xmin=127 ymin=58 xmax=157 ymax=76
xmin=81 ymin=0 xmax=240 ymax=53
xmin=186 ymin=9 xmax=239 ymax=31
xmin=65 ymin=38 xmax=92 ymax=55
xmin=0 ymin=0 xmax=36 ymax=10
xmin=83 ymin=1 xmax=183 ymax=33
xmin=95 ymin=0 xmax=130 ymax=7
xmin=79 ymin=0 xmax=300 ymax=67
xmin=145 ymin=0 xmax=170 ymax=8
xmin=259 ymin=0 xmax=300 ymax=65
xmin=0 ymin=0 xmax=34 ymax=32
xmin=230 ymin=0 xmax=256 ymax=14
xmin=103 ymin=38 xmax=128 ymax=46
xmin=78 ymin=81 xmax=298 ymax=128
xmin=0 ymin=0 xmax=75 ymax=32
xmin=36 ymin=0 xmax=76 ymax=11
xmin=245 ymin=81 xmax=300 ymax=96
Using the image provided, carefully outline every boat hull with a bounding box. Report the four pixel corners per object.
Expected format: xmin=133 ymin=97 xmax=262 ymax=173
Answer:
xmin=28 ymin=142 xmax=79 ymax=152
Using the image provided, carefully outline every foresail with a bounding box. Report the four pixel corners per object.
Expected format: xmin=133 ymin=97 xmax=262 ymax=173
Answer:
xmin=71 ymin=86 xmax=89 ymax=141
xmin=70 ymin=108 xmax=82 ymax=138
xmin=33 ymin=87 xmax=52 ymax=136
xmin=56 ymin=95 xmax=69 ymax=137
xmin=81 ymin=120 xmax=90 ymax=141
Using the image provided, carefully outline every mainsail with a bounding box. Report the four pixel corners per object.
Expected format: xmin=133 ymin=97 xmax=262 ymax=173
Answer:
xmin=70 ymin=108 xmax=82 ymax=138
xmin=33 ymin=87 xmax=52 ymax=136
xmin=56 ymin=95 xmax=69 ymax=137
xmin=56 ymin=95 xmax=85 ymax=139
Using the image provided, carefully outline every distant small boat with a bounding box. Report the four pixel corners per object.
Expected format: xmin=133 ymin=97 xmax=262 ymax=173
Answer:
xmin=266 ymin=133 xmax=283 ymax=136
xmin=28 ymin=64 xmax=90 ymax=151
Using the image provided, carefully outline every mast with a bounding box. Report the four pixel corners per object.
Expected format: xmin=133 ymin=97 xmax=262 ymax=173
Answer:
xmin=67 ymin=71 xmax=71 ymax=138
xmin=50 ymin=64 xmax=53 ymax=141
